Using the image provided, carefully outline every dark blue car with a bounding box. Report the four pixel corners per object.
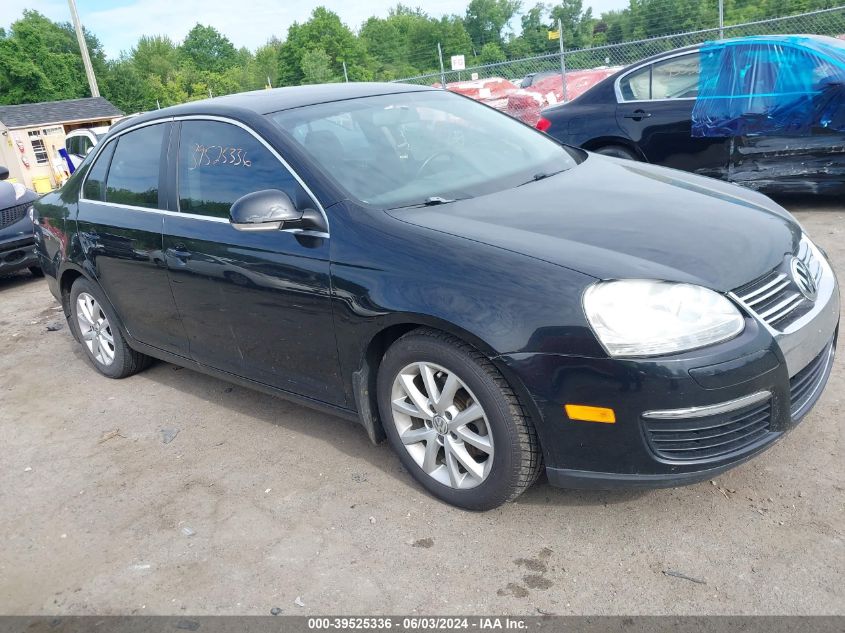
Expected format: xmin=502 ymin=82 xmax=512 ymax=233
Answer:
xmin=0 ymin=166 xmax=41 ymax=278
xmin=539 ymin=35 xmax=845 ymax=195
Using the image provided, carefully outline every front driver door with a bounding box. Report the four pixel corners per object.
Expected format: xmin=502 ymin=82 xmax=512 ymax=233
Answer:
xmin=162 ymin=118 xmax=345 ymax=406
xmin=616 ymin=52 xmax=730 ymax=180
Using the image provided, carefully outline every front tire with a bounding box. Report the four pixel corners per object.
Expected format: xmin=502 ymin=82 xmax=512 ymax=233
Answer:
xmin=29 ymin=266 xmax=44 ymax=278
xmin=594 ymin=145 xmax=639 ymax=160
xmin=377 ymin=329 xmax=542 ymax=510
xmin=68 ymin=278 xmax=152 ymax=379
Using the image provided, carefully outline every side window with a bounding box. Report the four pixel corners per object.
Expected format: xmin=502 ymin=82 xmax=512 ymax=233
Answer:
xmin=619 ymin=53 xmax=700 ymax=101
xmin=651 ymin=54 xmax=700 ymax=100
xmin=177 ymin=120 xmax=311 ymax=219
xmin=619 ymin=65 xmax=651 ymax=101
xmin=105 ymin=124 xmax=166 ymax=209
xmin=82 ymin=141 xmax=116 ymax=201
xmin=66 ymin=136 xmax=78 ymax=156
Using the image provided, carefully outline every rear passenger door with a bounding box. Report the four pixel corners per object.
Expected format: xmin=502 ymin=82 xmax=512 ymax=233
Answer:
xmin=616 ymin=52 xmax=730 ymax=179
xmin=77 ymin=122 xmax=188 ymax=355
xmin=728 ymin=44 xmax=845 ymax=192
xmin=162 ymin=118 xmax=344 ymax=406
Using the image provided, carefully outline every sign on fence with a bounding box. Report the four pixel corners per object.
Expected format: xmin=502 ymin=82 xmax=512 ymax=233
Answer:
xmin=450 ymin=55 xmax=465 ymax=71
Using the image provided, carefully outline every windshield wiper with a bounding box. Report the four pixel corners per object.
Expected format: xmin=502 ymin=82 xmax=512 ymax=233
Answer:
xmin=390 ymin=196 xmax=465 ymax=210
xmin=423 ymin=196 xmax=456 ymax=205
xmin=518 ymin=168 xmax=567 ymax=187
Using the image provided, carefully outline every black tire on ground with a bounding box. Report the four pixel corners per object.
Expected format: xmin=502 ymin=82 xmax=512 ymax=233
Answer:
xmin=377 ymin=328 xmax=543 ymax=511
xmin=29 ymin=266 xmax=44 ymax=277
xmin=68 ymin=277 xmax=153 ymax=379
xmin=595 ymin=145 xmax=639 ymax=160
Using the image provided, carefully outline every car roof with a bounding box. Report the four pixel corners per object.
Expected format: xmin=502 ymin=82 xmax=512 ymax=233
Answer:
xmin=110 ymin=82 xmax=436 ymax=135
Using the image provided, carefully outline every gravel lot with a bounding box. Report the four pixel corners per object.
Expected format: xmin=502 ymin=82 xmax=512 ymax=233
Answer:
xmin=0 ymin=199 xmax=842 ymax=616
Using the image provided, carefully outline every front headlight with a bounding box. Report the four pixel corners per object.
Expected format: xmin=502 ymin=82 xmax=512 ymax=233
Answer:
xmin=583 ymin=280 xmax=745 ymax=357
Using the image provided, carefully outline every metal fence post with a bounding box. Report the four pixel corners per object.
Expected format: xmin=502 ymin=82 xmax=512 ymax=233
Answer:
xmin=437 ymin=42 xmax=446 ymax=87
xmin=558 ymin=19 xmax=568 ymax=103
xmin=719 ymin=0 xmax=725 ymax=38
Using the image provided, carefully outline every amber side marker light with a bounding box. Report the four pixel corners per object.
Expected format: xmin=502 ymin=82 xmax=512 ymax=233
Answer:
xmin=565 ymin=404 xmax=616 ymax=424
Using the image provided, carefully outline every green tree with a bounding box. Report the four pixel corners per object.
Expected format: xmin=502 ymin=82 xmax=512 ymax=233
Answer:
xmin=301 ymin=48 xmax=337 ymax=84
xmin=132 ymin=35 xmax=179 ymax=83
xmin=465 ymin=0 xmax=522 ymax=47
xmin=252 ymin=38 xmax=283 ymax=88
xmin=549 ymin=0 xmax=594 ymax=49
xmin=101 ymin=57 xmax=148 ymax=112
xmin=478 ymin=41 xmax=507 ymax=63
xmin=180 ymin=24 xmax=237 ymax=73
xmin=278 ymin=7 xmax=371 ymax=86
xmin=507 ymin=3 xmax=552 ymax=56
xmin=0 ymin=10 xmax=107 ymax=104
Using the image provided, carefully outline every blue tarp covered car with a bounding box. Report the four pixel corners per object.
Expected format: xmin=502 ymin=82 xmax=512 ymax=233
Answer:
xmin=693 ymin=35 xmax=845 ymax=138
xmin=539 ymin=35 xmax=845 ymax=195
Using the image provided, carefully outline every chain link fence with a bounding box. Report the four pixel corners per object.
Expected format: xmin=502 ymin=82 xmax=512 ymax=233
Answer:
xmin=394 ymin=5 xmax=845 ymax=125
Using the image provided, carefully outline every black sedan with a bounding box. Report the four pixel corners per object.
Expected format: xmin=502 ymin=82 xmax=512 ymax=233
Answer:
xmin=539 ymin=35 xmax=845 ymax=195
xmin=34 ymin=83 xmax=838 ymax=510
xmin=0 ymin=166 xmax=41 ymax=278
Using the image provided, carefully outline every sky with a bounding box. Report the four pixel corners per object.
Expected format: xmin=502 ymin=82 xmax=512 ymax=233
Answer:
xmin=4 ymin=0 xmax=629 ymax=58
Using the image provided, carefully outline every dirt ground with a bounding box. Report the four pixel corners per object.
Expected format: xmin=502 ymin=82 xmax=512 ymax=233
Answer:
xmin=0 ymin=199 xmax=842 ymax=616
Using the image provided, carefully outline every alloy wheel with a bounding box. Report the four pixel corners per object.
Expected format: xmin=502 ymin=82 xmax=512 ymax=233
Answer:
xmin=390 ymin=362 xmax=494 ymax=489
xmin=76 ymin=292 xmax=116 ymax=366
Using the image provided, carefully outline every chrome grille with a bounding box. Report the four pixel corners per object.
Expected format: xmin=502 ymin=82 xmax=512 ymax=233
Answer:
xmin=0 ymin=202 xmax=30 ymax=230
xmin=734 ymin=240 xmax=823 ymax=330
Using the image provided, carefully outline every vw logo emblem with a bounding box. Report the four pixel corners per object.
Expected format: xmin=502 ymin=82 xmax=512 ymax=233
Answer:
xmin=790 ymin=257 xmax=818 ymax=301
xmin=432 ymin=415 xmax=449 ymax=435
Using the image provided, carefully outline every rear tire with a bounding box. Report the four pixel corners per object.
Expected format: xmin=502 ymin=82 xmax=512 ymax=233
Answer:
xmin=594 ymin=145 xmax=639 ymax=160
xmin=68 ymin=277 xmax=152 ymax=379
xmin=377 ymin=328 xmax=542 ymax=510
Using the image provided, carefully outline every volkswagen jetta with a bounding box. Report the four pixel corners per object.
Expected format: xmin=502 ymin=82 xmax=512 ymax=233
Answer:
xmin=33 ymin=83 xmax=839 ymax=510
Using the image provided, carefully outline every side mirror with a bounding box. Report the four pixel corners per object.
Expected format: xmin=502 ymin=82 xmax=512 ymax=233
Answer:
xmin=229 ymin=189 xmax=302 ymax=232
xmin=85 ymin=145 xmax=94 ymax=156
xmin=0 ymin=166 xmax=9 ymax=181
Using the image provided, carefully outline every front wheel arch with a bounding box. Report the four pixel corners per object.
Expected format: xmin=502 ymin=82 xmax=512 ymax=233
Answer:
xmin=375 ymin=327 xmax=543 ymax=509
xmin=353 ymin=319 xmax=546 ymax=455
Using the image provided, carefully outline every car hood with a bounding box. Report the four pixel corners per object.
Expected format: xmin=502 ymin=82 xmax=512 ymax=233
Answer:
xmin=386 ymin=155 xmax=800 ymax=292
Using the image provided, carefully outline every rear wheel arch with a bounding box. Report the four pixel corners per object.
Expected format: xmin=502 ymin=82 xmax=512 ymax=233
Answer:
xmin=59 ymin=267 xmax=86 ymax=316
xmin=582 ymin=137 xmax=646 ymax=161
xmin=59 ymin=267 xmax=128 ymax=344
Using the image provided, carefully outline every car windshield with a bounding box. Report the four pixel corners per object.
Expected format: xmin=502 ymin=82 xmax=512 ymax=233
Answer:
xmin=269 ymin=90 xmax=578 ymax=209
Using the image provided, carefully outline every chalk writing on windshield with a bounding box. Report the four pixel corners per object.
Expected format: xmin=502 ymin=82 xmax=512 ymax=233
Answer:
xmin=188 ymin=144 xmax=252 ymax=170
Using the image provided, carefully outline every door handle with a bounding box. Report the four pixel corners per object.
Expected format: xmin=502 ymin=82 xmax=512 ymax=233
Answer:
xmin=624 ymin=110 xmax=652 ymax=120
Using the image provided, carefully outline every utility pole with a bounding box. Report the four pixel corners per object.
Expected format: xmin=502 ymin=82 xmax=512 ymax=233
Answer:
xmin=718 ymin=0 xmax=725 ymax=38
xmin=437 ymin=42 xmax=446 ymax=88
xmin=67 ymin=0 xmax=100 ymax=97
xmin=342 ymin=61 xmax=349 ymax=83
xmin=558 ymin=19 xmax=568 ymax=103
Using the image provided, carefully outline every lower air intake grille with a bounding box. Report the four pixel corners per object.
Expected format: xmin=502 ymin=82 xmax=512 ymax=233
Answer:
xmin=643 ymin=399 xmax=773 ymax=462
xmin=790 ymin=340 xmax=835 ymax=420
xmin=0 ymin=202 xmax=29 ymax=230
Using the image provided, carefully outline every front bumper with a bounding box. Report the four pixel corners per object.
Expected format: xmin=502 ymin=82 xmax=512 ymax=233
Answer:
xmin=0 ymin=234 xmax=38 ymax=275
xmin=500 ymin=253 xmax=839 ymax=489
